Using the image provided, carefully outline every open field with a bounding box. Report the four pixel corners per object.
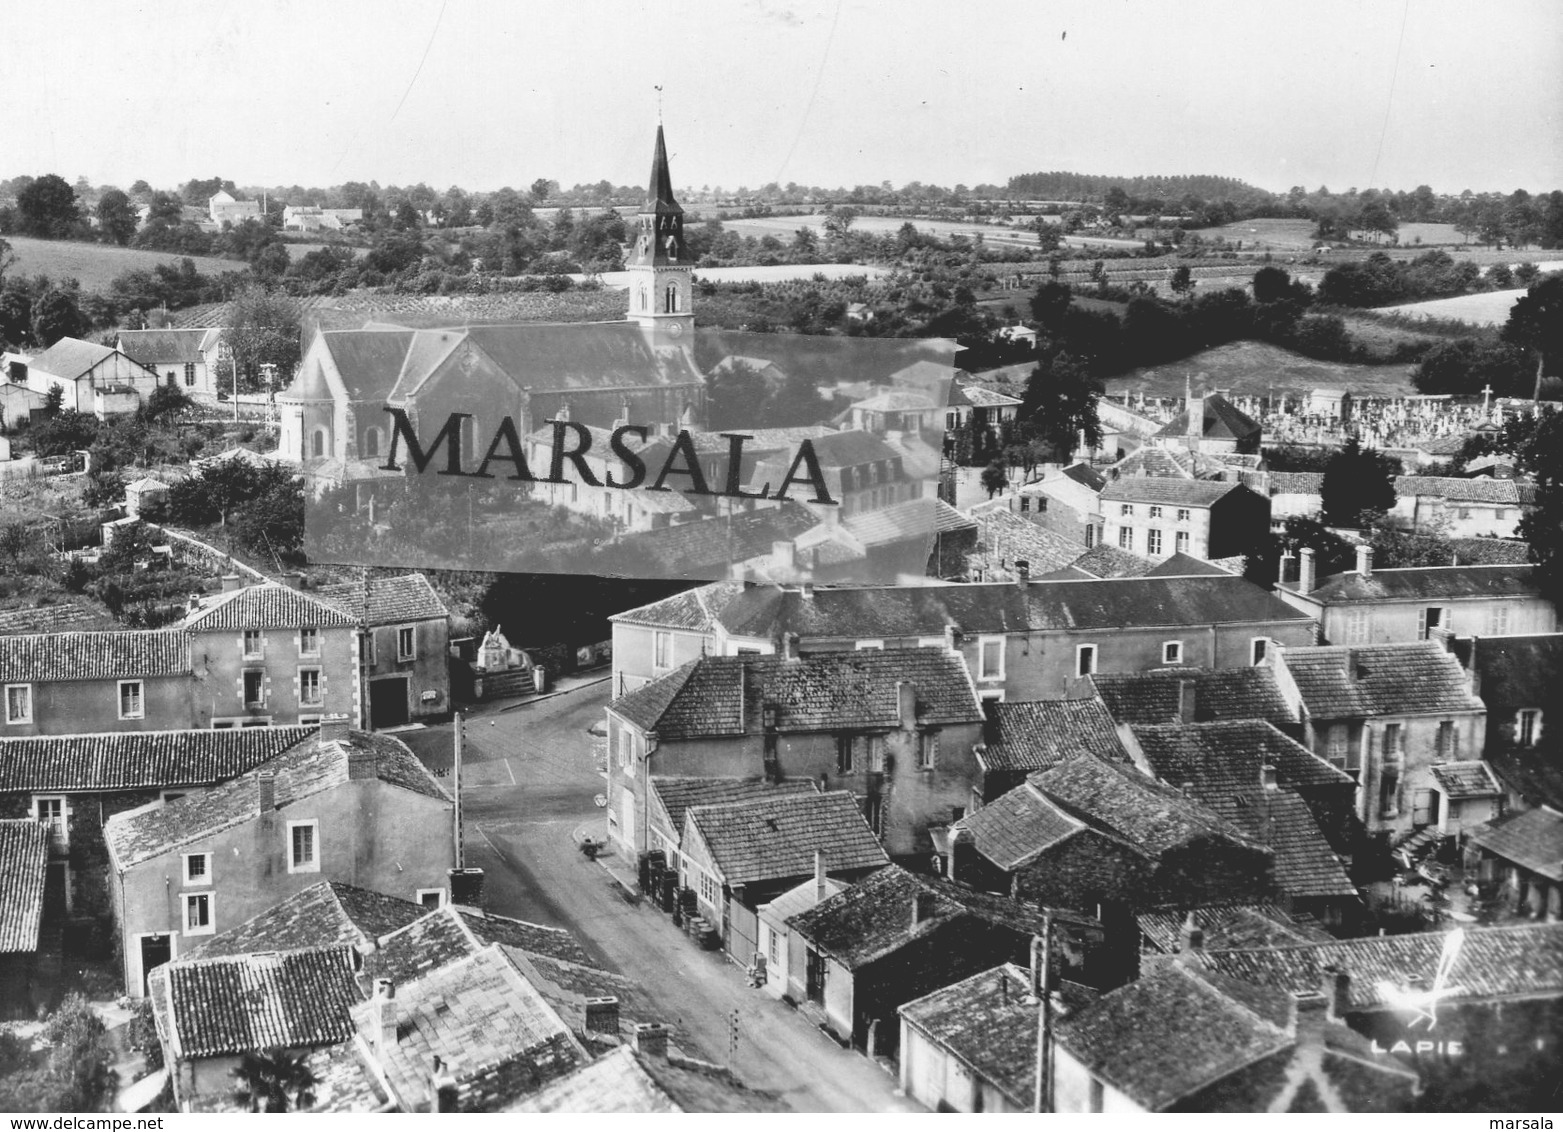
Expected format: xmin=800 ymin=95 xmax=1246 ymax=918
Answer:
xmin=722 ymin=213 xmax=1145 ymax=250
xmin=1374 ymin=288 xmax=1529 ymax=327
xmin=2 ymin=236 xmax=243 ymax=290
xmin=1105 ymin=340 xmax=1418 ymax=399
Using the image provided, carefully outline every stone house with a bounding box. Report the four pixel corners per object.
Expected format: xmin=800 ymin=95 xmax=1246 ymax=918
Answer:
xmin=1458 ymin=633 xmax=1562 ymax=810
xmin=20 ymin=337 xmax=159 ymax=417
xmin=1100 ymin=477 xmax=1270 ymax=562
xmin=315 ymin=572 xmax=451 ymax=728
xmin=1392 ymin=476 xmax=1530 ymax=539
xmin=1275 ymin=549 xmax=1556 ymax=645
xmin=103 ymin=723 xmax=453 ymax=996
xmin=2 ymin=630 xmax=197 ymax=735
xmin=116 ymin=328 xmax=225 ymax=403
xmin=604 ymin=645 xmax=985 ymax=863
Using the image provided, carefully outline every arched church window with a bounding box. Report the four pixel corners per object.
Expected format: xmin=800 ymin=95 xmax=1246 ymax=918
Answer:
xmin=363 ymin=427 xmax=382 ymax=458
xmin=312 ymin=429 xmax=326 ymax=458
xmin=666 ymin=284 xmax=678 ymax=313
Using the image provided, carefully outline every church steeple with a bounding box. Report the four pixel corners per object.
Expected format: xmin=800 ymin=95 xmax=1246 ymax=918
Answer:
xmin=628 ymin=122 xmax=694 ymax=343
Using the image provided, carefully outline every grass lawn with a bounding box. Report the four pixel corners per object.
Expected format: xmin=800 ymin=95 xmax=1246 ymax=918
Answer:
xmin=1105 ymin=340 xmax=1417 ymax=399
xmin=1374 ymin=289 xmax=1529 ymax=327
xmin=3 ymin=236 xmax=243 ymax=291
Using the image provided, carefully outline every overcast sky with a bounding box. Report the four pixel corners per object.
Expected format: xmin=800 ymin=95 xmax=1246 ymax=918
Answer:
xmin=4 ymin=0 xmax=1559 ymax=196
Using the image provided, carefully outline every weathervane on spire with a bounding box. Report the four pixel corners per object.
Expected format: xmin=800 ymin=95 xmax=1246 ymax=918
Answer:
xmin=654 ymin=85 xmax=663 ymax=122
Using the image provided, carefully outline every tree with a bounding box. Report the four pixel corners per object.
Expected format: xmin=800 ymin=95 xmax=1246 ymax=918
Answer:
xmin=1019 ymin=351 xmax=1103 ymax=459
xmin=1028 ymin=280 xmax=1072 ymax=331
xmin=1501 ymin=274 xmax=1563 ymax=390
xmin=530 ymin=178 xmax=556 ymax=205
xmin=221 ymin=286 xmax=301 ymax=389
xmin=43 ymin=994 xmax=117 ymax=1111
xmin=31 ymin=288 xmax=88 ymax=346
xmin=141 ymin=381 xmax=192 ymax=422
xmin=16 ymin=174 xmax=81 ymax=238
xmin=705 ymin=359 xmax=769 ymax=431
xmin=980 ymin=459 xmax=1009 ymax=498
xmin=0 ymin=288 xmax=32 ymax=347
xmin=1517 ymin=410 xmax=1563 ymax=603
xmin=0 ymin=236 xmax=14 ymax=286
xmin=232 ymin=1048 xmax=318 ymax=1113
xmin=95 ymin=189 xmax=137 ymax=245
xmin=1320 ymin=439 xmax=1396 ymax=528
xmin=1168 ymin=264 xmax=1194 ymax=296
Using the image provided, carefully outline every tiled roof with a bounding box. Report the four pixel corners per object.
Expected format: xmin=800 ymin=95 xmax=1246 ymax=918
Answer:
xmin=1214 ymin=788 xmax=1357 ymax=900
xmin=788 ymin=865 xmax=1054 ymax=970
xmin=759 ymin=873 xmax=848 ymax=925
xmin=1281 ymin=641 xmax=1485 ymax=718
xmin=25 ymin=337 xmax=123 ymax=379
xmin=712 ymin=575 xmax=1309 ymax=642
xmin=686 ymin=791 xmax=889 ymax=886
xmin=897 ymin=964 xmax=1048 ymax=1108
xmin=619 ymin=503 xmax=821 ymax=577
xmin=0 ymin=727 xmax=314 ymax=793
xmin=1486 ymin=748 xmax=1563 ymax=811
xmin=314 ymin=572 xmax=448 ymax=625
xmin=957 ymin=777 xmax=1090 ymax=870
xmin=978 ymin=698 xmax=1130 ymax=773
xmin=1144 ymin=552 xmax=1235 ymax=578
xmin=1153 ymin=394 xmax=1261 ymax=442
xmin=371 ymin=905 xmax=599 ymax=985
xmin=105 ymin=730 xmax=447 ymax=868
xmin=1108 ymin=445 xmax=1235 ymax=481
xmin=1061 ymin=462 xmax=1107 ymax=491
xmin=0 ymin=630 xmax=191 ymax=682
xmin=1068 ymin=544 xmax=1155 ymax=579
xmin=116 ymin=328 xmax=217 ymax=365
xmin=1298 ymin=564 xmax=1539 ymax=603
xmin=970 ymin=509 xmax=1089 ymax=577
xmin=1138 ymin=905 xmax=1333 ymax=953
xmin=183 ymin=583 xmax=356 ymax=631
xmin=1195 ymin=922 xmax=1563 ymax=1011
xmin=1467 ymin=807 xmax=1563 ymax=882
xmin=1131 ymin=721 xmax=1353 ymax=795
xmin=1269 ymin=472 xmax=1324 ymax=495
xmin=353 ymin=945 xmax=582 ymax=1112
xmin=0 ymin=820 xmax=48 ymax=952
xmin=1100 ymin=478 xmax=1245 ymax=507
xmin=609 ymin=581 xmax=747 ymax=631
xmin=611 ymin=647 xmax=982 ymax=740
xmin=1056 ymin=960 xmax=1411 ymax=1112
xmin=953 ymin=384 xmax=1023 ymax=409
xmin=150 ymin=946 xmax=362 ymax=1059
xmin=1446 ymin=537 xmax=1532 ymax=565
xmin=650 ymin=776 xmax=818 ymax=840
xmin=1417 ymin=434 xmax=1472 ymax=456
xmin=852 ymin=389 xmax=936 ymax=411
xmin=1429 ymin=760 xmax=1503 ymax=800
xmin=187 ymin=881 xmax=427 ymax=960
xmin=843 ymin=497 xmax=975 ymax=548
xmin=1396 ymin=476 xmax=1521 ymax=504
xmin=1468 ymin=633 xmax=1563 ymax=715
xmin=301 ymin=1042 xmax=390 ymax=1113
xmin=511 ymin=1044 xmax=788 ymax=1113
xmin=1030 ymin=754 xmax=1267 ymax=859
xmin=1092 ymin=668 xmax=1297 ymax=730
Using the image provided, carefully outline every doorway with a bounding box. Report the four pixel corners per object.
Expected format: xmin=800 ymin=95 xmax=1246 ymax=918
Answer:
xmin=369 ymin=678 xmax=409 ymax=729
xmin=139 ymin=934 xmax=172 ymax=994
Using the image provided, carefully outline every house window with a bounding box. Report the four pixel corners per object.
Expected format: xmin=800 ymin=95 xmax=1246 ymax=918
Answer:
xmin=918 ymin=730 xmax=939 ymax=770
xmin=1489 ymin=605 xmax=1511 ymax=635
xmin=184 ymin=363 xmax=196 ymax=387
xmin=118 ymin=680 xmax=144 ymax=720
xmin=183 ymin=853 xmax=210 ymax=886
xmin=1084 ymin=524 xmax=1096 ymax=548
xmin=243 ymin=629 xmax=264 ymax=658
xmin=1250 ymin=638 xmax=1268 ymax=665
xmin=1345 ymin=607 xmax=1369 ymax=644
xmin=1517 ymin=709 xmax=1540 ymax=747
xmin=1146 ymin=529 xmax=1163 ymax=555
xmin=836 ymin=735 xmax=855 ymax=773
xmin=1420 ymin=606 xmax=1444 ymax=640
xmin=1175 ymin=530 xmax=1190 ymax=554
xmin=1379 ymin=771 xmax=1400 ymax=819
xmin=1019 ymin=496 xmax=1031 ymax=513
xmin=1177 ymin=509 xmax=1191 ymax=523
xmin=299 ymin=627 xmax=319 ymax=656
xmin=299 ymin=669 xmax=322 ymax=706
xmin=243 ymin=671 xmax=264 ymax=708
xmin=1382 ymin=722 xmax=1401 ymax=759
xmin=1118 ymin=526 xmax=1132 ymax=549
xmin=1162 ymin=641 xmax=1183 ymax=665
xmin=977 ymin=636 xmax=1005 ymax=681
xmin=1076 ymin=645 xmax=1097 ymax=677
xmin=1435 ymin=720 xmax=1456 ymax=761
xmin=653 ymin=631 xmax=671 ymax=670
xmin=1495 ymin=508 xmax=1508 ymax=521
xmin=1149 ymin=506 xmax=1163 ymax=519
xmin=4 ymin=684 xmax=32 ymax=725
xmin=288 ymin=820 xmax=319 ymax=873
xmin=33 ymin=797 xmax=66 ymax=851
xmin=1120 ymin=504 xmax=1133 ymax=517
xmin=1326 ymin=724 xmax=1348 ymax=767
xmin=768 ymin=925 xmax=780 ymax=966
xmin=184 ymin=892 xmax=214 ymax=935
xmin=619 ymin=728 xmax=636 ymax=770
xmin=416 ymin=889 xmax=446 ymax=910
xmin=1458 ymin=508 xmax=1472 ymax=520
xmin=397 ymin=627 xmax=415 ymax=661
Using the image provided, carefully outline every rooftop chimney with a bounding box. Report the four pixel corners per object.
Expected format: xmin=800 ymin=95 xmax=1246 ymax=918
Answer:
xmin=1186 ymin=388 xmax=1205 ymax=441
xmin=1015 ymin=558 xmax=1030 ymax=583
xmin=633 ymin=1022 xmax=670 ymax=1060
xmin=782 ymin=632 xmax=800 ymax=663
xmin=1356 ymin=544 xmax=1373 ymax=579
xmin=896 ymin=680 xmax=918 ymax=731
xmin=1179 ymin=911 xmax=1204 ymax=956
xmin=220 ymin=573 xmax=244 ymax=592
xmin=1279 ymin=550 xmax=1295 ymax=585
xmin=256 ymin=771 xmax=276 ymax=815
xmin=431 ymin=1057 xmax=458 ymax=1113
xmin=948 ymin=827 xmax=974 ymax=881
xmin=319 ymin=715 xmax=352 ymax=744
xmin=814 ymin=850 xmax=827 ymax=903
xmin=584 ymin=996 xmax=620 ymax=1036
xmin=1291 ymin=990 xmax=1330 ymax=1049
xmin=374 ymin=978 xmax=396 ymax=1054
xmin=1298 ymin=547 xmax=1316 ymax=593
xmin=1177 ymin=677 xmax=1196 ymax=724
xmin=449 ymin=867 xmax=485 ymax=909
xmin=1261 ymin=764 xmax=1278 ymax=792
xmin=911 ymin=889 xmax=938 ymax=928
xmin=1323 ymin=965 xmax=1350 ymax=1018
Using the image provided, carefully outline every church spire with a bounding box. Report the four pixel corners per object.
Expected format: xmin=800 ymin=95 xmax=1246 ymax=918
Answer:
xmin=627 ymin=121 xmax=694 ymax=343
xmin=645 ymin=124 xmax=680 ymax=215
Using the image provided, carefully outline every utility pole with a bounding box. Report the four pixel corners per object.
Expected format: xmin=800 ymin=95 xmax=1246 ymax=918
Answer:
xmin=452 ymin=711 xmax=464 ymax=868
xmin=1032 ymin=913 xmax=1053 ymax=1113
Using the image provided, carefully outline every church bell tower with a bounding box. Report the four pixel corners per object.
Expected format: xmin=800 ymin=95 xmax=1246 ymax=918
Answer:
xmin=628 ymin=124 xmax=695 ymax=345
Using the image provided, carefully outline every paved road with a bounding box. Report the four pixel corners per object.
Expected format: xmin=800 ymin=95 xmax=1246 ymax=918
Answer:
xmin=403 ymin=686 xmax=919 ymax=1113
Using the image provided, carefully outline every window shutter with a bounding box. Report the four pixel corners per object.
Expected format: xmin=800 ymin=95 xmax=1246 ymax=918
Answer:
xmin=1417 ymin=608 xmax=1427 ymax=639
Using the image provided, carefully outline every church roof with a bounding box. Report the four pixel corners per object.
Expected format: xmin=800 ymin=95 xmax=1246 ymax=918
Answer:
xmin=643 ymin=124 xmax=681 ymax=215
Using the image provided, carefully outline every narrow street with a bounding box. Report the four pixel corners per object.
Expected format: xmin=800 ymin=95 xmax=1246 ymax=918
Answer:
xmin=402 ymin=682 xmax=919 ymax=1113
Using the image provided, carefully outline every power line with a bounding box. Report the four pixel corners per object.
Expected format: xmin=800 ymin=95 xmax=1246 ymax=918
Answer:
xmin=1366 ymin=0 xmax=1411 ymax=191
xmin=773 ymin=0 xmax=843 ymax=187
